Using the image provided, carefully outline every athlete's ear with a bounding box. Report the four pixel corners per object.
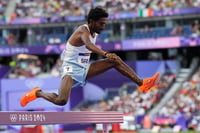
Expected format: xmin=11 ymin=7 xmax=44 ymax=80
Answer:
xmin=88 ymin=19 xmax=92 ymax=24
xmin=89 ymin=19 xmax=96 ymax=25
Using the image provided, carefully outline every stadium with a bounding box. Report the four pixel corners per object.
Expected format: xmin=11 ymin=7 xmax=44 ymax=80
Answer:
xmin=0 ymin=0 xmax=200 ymax=133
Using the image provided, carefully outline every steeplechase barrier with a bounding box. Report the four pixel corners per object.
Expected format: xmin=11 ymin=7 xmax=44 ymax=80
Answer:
xmin=0 ymin=111 xmax=124 ymax=133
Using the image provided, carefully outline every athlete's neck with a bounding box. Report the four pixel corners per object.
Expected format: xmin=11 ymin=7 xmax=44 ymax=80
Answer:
xmin=87 ymin=24 xmax=96 ymax=38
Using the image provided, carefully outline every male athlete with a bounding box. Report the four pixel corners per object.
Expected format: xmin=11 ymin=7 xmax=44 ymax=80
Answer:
xmin=20 ymin=7 xmax=160 ymax=107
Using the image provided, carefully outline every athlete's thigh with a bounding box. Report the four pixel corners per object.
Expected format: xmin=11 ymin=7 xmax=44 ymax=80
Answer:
xmin=86 ymin=58 xmax=115 ymax=80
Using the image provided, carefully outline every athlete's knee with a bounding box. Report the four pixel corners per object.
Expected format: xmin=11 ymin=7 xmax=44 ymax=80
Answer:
xmin=56 ymin=98 xmax=68 ymax=106
xmin=108 ymin=55 xmax=122 ymax=65
xmin=115 ymin=56 xmax=123 ymax=64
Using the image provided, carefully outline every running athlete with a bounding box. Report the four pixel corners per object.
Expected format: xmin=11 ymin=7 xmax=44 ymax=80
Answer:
xmin=20 ymin=7 xmax=160 ymax=107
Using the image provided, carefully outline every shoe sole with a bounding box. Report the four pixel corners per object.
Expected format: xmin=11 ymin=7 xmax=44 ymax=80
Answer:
xmin=148 ymin=72 xmax=161 ymax=92
xmin=153 ymin=72 xmax=160 ymax=86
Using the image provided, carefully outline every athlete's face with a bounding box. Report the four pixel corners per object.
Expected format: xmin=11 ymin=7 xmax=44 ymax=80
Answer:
xmin=93 ymin=17 xmax=107 ymax=34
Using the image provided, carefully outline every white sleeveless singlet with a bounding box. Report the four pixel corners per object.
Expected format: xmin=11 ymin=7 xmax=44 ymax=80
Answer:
xmin=60 ymin=24 xmax=98 ymax=88
xmin=61 ymin=24 xmax=97 ymax=68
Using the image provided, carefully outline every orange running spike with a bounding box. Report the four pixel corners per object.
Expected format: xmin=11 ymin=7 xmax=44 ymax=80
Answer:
xmin=138 ymin=72 xmax=160 ymax=93
xmin=20 ymin=87 xmax=41 ymax=107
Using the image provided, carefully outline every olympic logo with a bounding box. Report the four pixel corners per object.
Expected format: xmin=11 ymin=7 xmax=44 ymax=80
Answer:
xmin=25 ymin=79 xmax=44 ymax=89
xmin=10 ymin=114 xmax=18 ymax=122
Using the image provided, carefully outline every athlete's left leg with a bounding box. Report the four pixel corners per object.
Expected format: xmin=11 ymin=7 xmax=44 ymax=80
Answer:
xmin=86 ymin=57 xmax=143 ymax=85
xmin=86 ymin=56 xmax=160 ymax=93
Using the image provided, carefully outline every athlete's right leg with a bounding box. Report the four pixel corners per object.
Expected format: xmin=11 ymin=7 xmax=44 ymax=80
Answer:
xmin=20 ymin=75 xmax=74 ymax=107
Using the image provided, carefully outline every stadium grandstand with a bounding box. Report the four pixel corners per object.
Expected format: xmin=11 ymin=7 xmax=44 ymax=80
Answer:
xmin=0 ymin=0 xmax=200 ymax=133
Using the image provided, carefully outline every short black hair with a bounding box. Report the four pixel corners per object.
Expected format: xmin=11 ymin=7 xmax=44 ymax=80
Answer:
xmin=87 ymin=7 xmax=108 ymax=23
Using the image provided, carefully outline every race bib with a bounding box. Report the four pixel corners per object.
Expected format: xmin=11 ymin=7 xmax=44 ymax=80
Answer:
xmin=78 ymin=53 xmax=90 ymax=65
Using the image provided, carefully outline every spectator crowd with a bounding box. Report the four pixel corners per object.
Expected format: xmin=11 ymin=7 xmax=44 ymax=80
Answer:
xmin=156 ymin=68 xmax=200 ymax=130
xmin=13 ymin=0 xmax=200 ymax=18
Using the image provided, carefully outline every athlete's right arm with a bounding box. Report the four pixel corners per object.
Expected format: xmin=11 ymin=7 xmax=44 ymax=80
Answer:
xmin=81 ymin=30 xmax=107 ymax=57
xmin=81 ymin=27 xmax=119 ymax=60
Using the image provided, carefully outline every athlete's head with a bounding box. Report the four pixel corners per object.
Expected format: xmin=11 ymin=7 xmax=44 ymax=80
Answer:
xmin=87 ymin=7 xmax=108 ymax=34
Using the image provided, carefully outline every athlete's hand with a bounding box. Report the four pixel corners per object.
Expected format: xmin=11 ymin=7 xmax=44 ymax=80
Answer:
xmin=105 ymin=53 xmax=119 ymax=60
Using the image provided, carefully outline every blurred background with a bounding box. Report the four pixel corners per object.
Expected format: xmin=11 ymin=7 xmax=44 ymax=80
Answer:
xmin=0 ymin=0 xmax=200 ymax=133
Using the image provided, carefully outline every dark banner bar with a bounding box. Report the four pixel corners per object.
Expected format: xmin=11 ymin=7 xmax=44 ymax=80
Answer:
xmin=0 ymin=36 xmax=200 ymax=56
